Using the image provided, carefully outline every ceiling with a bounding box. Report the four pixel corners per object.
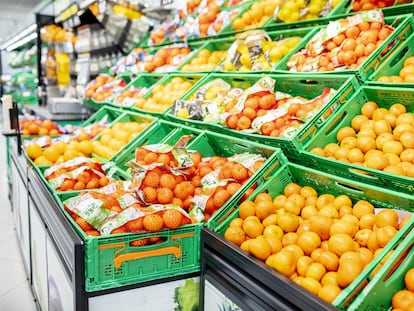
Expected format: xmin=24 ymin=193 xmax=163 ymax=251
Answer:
xmin=0 ymin=0 xmax=45 ymax=44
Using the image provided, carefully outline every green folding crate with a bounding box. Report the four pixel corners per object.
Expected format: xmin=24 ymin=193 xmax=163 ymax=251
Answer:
xmin=214 ymin=161 xmax=414 ymax=309
xmin=301 ymin=86 xmax=414 ymax=196
xmin=80 ymin=106 xmax=124 ymax=128
xmin=54 ymin=190 xmax=201 ymax=292
xmin=275 ymin=14 xmax=414 ymax=82
xmin=346 ymin=229 xmax=414 ymax=311
xmin=166 ymin=72 xmax=359 ymax=161
xmin=368 ymin=31 xmax=414 ymax=87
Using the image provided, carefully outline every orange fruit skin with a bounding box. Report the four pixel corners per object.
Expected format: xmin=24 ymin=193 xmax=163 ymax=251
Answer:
xmin=162 ymin=209 xmax=183 ymax=230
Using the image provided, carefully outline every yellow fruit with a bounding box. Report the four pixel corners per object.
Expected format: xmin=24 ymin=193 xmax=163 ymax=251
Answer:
xmin=26 ymin=143 xmax=43 ymax=159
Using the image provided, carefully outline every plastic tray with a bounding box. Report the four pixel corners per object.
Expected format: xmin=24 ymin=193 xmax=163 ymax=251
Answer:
xmin=368 ymin=31 xmax=414 ymax=88
xmin=301 ymin=85 xmax=414 ymax=196
xmin=345 ymin=228 xmax=414 ymax=310
xmin=55 ymin=190 xmax=202 ymax=292
xmin=214 ymin=161 xmax=414 ymax=309
xmin=166 ymin=72 xmax=359 ymax=161
xmin=275 ymin=14 xmax=414 ymax=82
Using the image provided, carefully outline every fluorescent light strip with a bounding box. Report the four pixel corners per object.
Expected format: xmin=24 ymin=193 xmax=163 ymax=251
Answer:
xmin=5 ymin=32 xmax=37 ymax=52
xmin=1 ymin=24 xmax=37 ymax=51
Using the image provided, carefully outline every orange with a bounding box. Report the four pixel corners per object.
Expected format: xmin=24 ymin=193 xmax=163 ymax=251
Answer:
xmin=300 ymin=186 xmax=318 ymax=198
xmin=157 ymin=187 xmax=174 ymax=204
xmin=277 ymin=213 xmax=300 ymax=232
xmin=310 ymin=248 xmax=324 ymax=263
xmin=297 ymin=255 xmax=314 ymax=277
xmin=324 ymin=143 xmax=340 ymax=157
xmin=297 ymin=231 xmax=321 ymax=255
xmin=383 ymin=140 xmax=404 ymax=156
xmin=339 ymin=205 xmax=354 ymax=218
xmin=301 ymin=205 xmax=319 ymax=220
xmin=357 ymin=247 xmax=374 ymax=267
xmin=353 ymin=200 xmax=374 ymax=219
xmin=337 ymin=126 xmax=356 ymax=142
xmin=301 ymin=277 xmax=322 ymax=295
xmin=356 ymin=136 xmax=377 ymax=154
xmin=355 ymin=229 xmax=373 ymax=247
xmin=330 ymin=219 xmax=358 ymax=237
xmin=337 ymin=260 xmax=363 ymax=288
xmin=268 ymin=250 xmax=296 ymax=277
xmin=333 ymin=195 xmax=353 ymax=210
xmin=143 ymin=214 xmax=164 ymax=231
xmin=399 ymin=215 xmax=412 ymax=229
xmin=375 ymin=209 xmax=399 ymax=229
xmin=376 ymin=225 xmax=397 ymax=247
xmin=162 ymin=209 xmax=183 ymax=229
xmin=229 ymin=218 xmax=243 ymax=228
xmin=339 ymin=251 xmax=363 ymax=267
xmin=316 ymin=193 xmax=335 ymax=210
xmin=265 ymin=236 xmax=283 ymax=254
xmin=239 ymin=200 xmax=256 ymax=219
xmin=263 ymin=224 xmax=284 ymax=240
xmin=284 ymin=183 xmax=302 ymax=196
xmin=306 ymin=262 xmax=326 ymax=281
xmin=248 ymin=236 xmax=272 ymax=260
xmin=273 ymin=195 xmax=287 ymax=210
xmin=297 ymin=219 xmax=312 ymax=236
xmin=255 ymin=200 xmax=275 ymax=220
xmin=341 ymin=214 xmax=359 ymax=226
xmin=328 ymin=234 xmax=355 ymax=256
xmin=351 ymin=115 xmax=369 ymax=131
xmin=376 ymin=132 xmax=395 ymax=150
xmin=404 ymin=268 xmax=414 ymax=291
xmin=400 ymin=132 xmax=414 ymax=149
xmin=319 ymin=250 xmax=339 ymax=271
xmin=262 ymin=214 xmax=279 ymax=227
xmin=318 ymin=284 xmax=342 ymax=303
xmin=392 ymin=290 xmax=414 ymax=310
xmin=310 ymin=215 xmax=334 ymax=240
xmin=283 ymin=244 xmax=304 ymax=263
xmin=319 ymin=205 xmax=339 ymax=218
xmin=361 ymin=101 xmax=378 ymax=118
xmin=367 ymin=231 xmax=380 ymax=252
xmin=242 ymin=217 xmax=264 ymax=238
xmin=240 ymin=239 xmax=252 ymax=252
xmin=282 ymin=232 xmax=298 ymax=246
xmin=321 ymin=271 xmax=338 ymax=286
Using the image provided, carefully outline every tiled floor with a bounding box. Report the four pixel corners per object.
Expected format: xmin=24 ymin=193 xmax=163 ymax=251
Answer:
xmin=0 ymin=114 xmax=38 ymax=310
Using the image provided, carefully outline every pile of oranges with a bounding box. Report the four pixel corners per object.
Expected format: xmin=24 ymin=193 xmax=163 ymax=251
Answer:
xmin=144 ymin=46 xmax=191 ymax=72
xmin=224 ymin=182 xmax=411 ymax=303
xmin=45 ymin=160 xmax=110 ymax=192
xmin=198 ymin=1 xmax=221 ymax=36
xmin=134 ymin=77 xmax=196 ymax=113
xmin=133 ymin=146 xmax=264 ymax=221
xmin=288 ymin=19 xmax=393 ymax=72
xmin=114 ymin=87 xmax=149 ymax=107
xmin=85 ymin=75 xmax=127 ymax=102
xmin=391 ymin=268 xmax=414 ymax=310
xmin=310 ymin=101 xmax=414 ymax=177
xmin=232 ymin=0 xmax=277 ymax=31
xmin=20 ymin=119 xmax=61 ymax=136
xmin=181 ymin=48 xmax=227 ymax=72
xmin=377 ymin=56 xmax=414 ymax=83
xmin=352 ymin=0 xmax=401 ymax=12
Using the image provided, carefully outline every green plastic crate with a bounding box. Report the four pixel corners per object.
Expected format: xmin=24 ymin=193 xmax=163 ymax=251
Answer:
xmin=131 ymin=73 xmax=205 ymax=117
xmin=368 ymin=31 xmax=414 ymax=87
xmin=166 ymin=72 xmax=359 ymax=161
xmin=301 ymin=85 xmax=414 ymax=196
xmin=55 ymin=190 xmax=201 ymax=292
xmin=92 ymin=110 xmax=156 ymax=162
xmin=345 ymin=228 xmax=414 ymax=310
xmin=214 ymin=161 xmax=414 ymax=309
xmin=110 ymin=73 xmax=165 ymax=109
xmin=275 ymin=14 xmax=414 ymax=82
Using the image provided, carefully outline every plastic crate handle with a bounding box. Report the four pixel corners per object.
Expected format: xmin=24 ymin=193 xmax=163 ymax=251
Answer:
xmin=98 ymin=232 xmax=194 ymax=269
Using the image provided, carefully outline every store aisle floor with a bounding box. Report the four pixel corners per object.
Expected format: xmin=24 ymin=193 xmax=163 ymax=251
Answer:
xmin=0 ymin=114 xmax=37 ymax=310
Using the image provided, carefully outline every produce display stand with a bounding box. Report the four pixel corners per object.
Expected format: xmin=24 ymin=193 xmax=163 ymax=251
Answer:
xmin=4 ymin=1 xmax=414 ymax=310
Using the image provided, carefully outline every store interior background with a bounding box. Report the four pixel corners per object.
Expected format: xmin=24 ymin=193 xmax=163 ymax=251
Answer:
xmin=1 ymin=0 xmax=49 ymax=310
